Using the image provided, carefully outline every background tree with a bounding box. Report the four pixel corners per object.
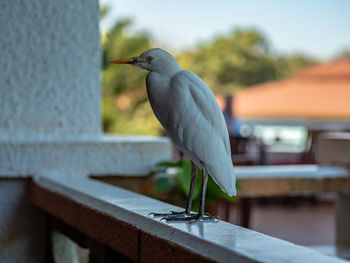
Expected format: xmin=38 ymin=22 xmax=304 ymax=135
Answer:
xmin=335 ymin=49 xmax=350 ymax=59
xmin=101 ymin=8 xmax=162 ymax=135
xmin=177 ymin=28 xmax=316 ymax=94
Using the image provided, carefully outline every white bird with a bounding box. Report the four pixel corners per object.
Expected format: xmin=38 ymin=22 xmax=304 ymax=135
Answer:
xmin=111 ymin=48 xmax=236 ymax=222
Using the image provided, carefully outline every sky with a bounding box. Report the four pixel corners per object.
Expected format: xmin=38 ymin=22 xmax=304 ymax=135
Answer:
xmin=100 ymin=0 xmax=350 ymax=59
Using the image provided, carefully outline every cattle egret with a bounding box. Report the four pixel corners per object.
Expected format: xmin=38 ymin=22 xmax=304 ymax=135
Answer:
xmin=111 ymin=48 xmax=236 ymax=222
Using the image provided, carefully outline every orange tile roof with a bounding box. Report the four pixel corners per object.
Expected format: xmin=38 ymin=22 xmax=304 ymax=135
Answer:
xmin=233 ymin=59 xmax=350 ymax=120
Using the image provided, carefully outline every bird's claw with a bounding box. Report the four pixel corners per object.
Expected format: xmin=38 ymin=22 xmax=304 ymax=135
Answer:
xmin=148 ymin=212 xmax=161 ymax=217
xmin=149 ymin=210 xmax=220 ymax=223
xmin=164 ymin=214 xmax=220 ymax=223
xmin=149 ymin=210 xmax=194 ymax=218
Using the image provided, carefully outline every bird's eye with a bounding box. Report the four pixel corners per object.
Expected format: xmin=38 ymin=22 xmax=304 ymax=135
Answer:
xmin=146 ymin=56 xmax=153 ymax=63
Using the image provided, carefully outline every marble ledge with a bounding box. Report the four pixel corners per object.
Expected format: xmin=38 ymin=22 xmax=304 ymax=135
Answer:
xmin=31 ymin=175 xmax=348 ymax=263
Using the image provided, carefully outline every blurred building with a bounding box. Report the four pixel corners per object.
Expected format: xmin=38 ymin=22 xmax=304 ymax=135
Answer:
xmin=235 ymin=59 xmax=350 ymax=125
xmin=218 ymin=59 xmax=350 ymax=164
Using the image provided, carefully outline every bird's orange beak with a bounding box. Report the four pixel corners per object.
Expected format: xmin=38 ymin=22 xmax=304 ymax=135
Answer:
xmin=110 ymin=57 xmax=138 ymax=64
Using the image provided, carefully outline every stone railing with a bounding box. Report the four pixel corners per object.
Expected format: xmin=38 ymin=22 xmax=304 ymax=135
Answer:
xmin=29 ymin=174 xmax=347 ymax=263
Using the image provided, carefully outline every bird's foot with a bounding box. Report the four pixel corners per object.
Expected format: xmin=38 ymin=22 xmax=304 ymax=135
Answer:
xmin=163 ymin=213 xmax=220 ymax=223
xmin=148 ymin=210 xmax=195 ymax=218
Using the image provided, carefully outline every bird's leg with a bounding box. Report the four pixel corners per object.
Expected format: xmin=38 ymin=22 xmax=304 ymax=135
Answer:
xmin=197 ymin=169 xmax=208 ymax=217
xmin=149 ymin=160 xmax=197 ymax=218
xmin=165 ymin=169 xmax=219 ymax=223
xmin=184 ymin=161 xmax=197 ymax=214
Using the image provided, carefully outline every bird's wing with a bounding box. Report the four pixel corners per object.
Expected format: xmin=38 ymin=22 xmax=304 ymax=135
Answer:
xmin=166 ymin=70 xmax=231 ymax=163
xmin=166 ymin=70 xmax=236 ymax=196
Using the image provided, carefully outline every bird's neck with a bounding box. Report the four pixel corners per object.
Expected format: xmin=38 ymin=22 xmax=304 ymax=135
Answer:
xmin=146 ymin=72 xmax=171 ymax=94
xmin=152 ymin=59 xmax=181 ymax=77
xmin=146 ymin=72 xmax=173 ymax=125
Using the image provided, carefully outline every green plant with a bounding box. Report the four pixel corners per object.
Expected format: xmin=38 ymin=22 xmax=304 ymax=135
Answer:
xmin=155 ymin=159 xmax=240 ymax=211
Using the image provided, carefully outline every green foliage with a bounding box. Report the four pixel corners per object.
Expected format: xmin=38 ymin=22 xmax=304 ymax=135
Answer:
xmin=155 ymin=159 xmax=239 ymax=209
xmin=178 ymin=160 xmax=202 ymax=200
xmin=156 ymin=160 xmax=184 ymax=168
xmin=336 ymin=49 xmax=350 ymax=59
xmin=156 ymin=159 xmax=201 ymax=200
xmin=101 ymin=7 xmax=162 ymax=135
xmin=177 ymin=28 xmax=277 ymax=93
xmin=102 ymin=18 xmax=150 ymax=98
xmin=177 ymin=28 xmax=316 ymax=94
xmin=100 ymin=5 xmax=108 ymax=20
xmin=276 ymin=54 xmax=318 ymax=79
xmin=155 ymin=177 xmax=176 ymax=193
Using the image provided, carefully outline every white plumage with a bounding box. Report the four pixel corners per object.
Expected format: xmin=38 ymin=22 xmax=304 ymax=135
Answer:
xmin=112 ymin=48 xmax=236 ymax=221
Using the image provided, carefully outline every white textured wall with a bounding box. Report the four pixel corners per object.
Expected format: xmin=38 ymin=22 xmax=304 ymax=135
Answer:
xmin=0 ymin=1 xmax=101 ymax=262
xmin=0 ymin=180 xmax=46 ymax=263
xmin=0 ymin=135 xmax=171 ymax=177
xmin=0 ymin=0 xmax=101 ymax=137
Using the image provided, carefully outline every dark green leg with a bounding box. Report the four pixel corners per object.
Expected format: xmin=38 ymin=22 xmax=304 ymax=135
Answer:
xmin=149 ymin=161 xmax=197 ymax=218
xmin=165 ymin=169 xmax=219 ymax=223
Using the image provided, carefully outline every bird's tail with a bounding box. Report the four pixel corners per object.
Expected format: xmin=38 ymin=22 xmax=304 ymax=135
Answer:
xmin=206 ymin=158 xmax=236 ymax=197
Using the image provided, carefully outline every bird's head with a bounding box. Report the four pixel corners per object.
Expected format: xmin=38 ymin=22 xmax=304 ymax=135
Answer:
xmin=110 ymin=48 xmax=181 ymax=75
